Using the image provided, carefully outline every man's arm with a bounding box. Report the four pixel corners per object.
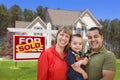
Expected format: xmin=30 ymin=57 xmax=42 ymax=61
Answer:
xmin=101 ymin=51 xmax=116 ymax=80
xmin=100 ymin=70 xmax=115 ymax=80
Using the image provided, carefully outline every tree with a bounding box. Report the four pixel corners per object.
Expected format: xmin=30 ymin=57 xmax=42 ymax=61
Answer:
xmin=8 ymin=4 xmax=22 ymax=27
xmin=23 ymin=9 xmax=35 ymax=21
xmin=110 ymin=19 xmax=120 ymax=58
xmin=0 ymin=4 xmax=8 ymax=34
xmin=99 ymin=19 xmax=120 ymax=58
xmin=99 ymin=19 xmax=111 ymax=48
xmin=36 ymin=6 xmax=47 ymax=21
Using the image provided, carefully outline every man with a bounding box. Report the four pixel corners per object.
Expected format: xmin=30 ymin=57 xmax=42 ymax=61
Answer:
xmin=86 ymin=27 xmax=116 ymax=80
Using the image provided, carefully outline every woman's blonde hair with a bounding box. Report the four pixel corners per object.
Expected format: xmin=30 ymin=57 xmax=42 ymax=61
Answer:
xmin=54 ymin=26 xmax=72 ymax=51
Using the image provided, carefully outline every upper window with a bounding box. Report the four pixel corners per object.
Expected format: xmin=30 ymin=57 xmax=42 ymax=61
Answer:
xmin=76 ymin=27 xmax=81 ymax=34
xmin=34 ymin=26 xmax=43 ymax=35
xmin=75 ymin=22 xmax=82 ymax=34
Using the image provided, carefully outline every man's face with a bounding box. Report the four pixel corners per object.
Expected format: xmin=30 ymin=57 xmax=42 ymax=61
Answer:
xmin=87 ymin=29 xmax=103 ymax=51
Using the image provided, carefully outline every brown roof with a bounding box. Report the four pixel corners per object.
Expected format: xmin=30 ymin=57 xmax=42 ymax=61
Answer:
xmin=15 ymin=8 xmax=102 ymax=28
xmin=15 ymin=21 xmax=30 ymax=28
xmin=47 ymin=9 xmax=82 ymax=26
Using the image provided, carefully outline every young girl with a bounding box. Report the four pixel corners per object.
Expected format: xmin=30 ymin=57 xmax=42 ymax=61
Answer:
xmin=66 ymin=34 xmax=88 ymax=80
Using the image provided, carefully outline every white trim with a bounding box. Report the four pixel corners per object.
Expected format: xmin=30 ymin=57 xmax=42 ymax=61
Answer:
xmin=26 ymin=16 xmax=46 ymax=29
xmin=7 ymin=28 xmax=57 ymax=34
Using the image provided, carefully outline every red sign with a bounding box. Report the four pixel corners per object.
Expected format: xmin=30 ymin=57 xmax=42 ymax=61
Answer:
xmin=13 ymin=35 xmax=45 ymax=60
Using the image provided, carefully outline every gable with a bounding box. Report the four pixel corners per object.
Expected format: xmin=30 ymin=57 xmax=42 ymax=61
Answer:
xmin=15 ymin=16 xmax=46 ymax=30
xmin=31 ymin=22 xmax=45 ymax=30
xmin=82 ymin=13 xmax=98 ymax=29
xmin=26 ymin=17 xmax=46 ymax=29
xmin=80 ymin=9 xmax=102 ymax=29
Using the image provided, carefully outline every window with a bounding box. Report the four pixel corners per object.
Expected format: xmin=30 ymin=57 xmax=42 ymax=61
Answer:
xmin=75 ymin=22 xmax=82 ymax=34
xmin=34 ymin=26 xmax=43 ymax=35
xmin=76 ymin=27 xmax=81 ymax=34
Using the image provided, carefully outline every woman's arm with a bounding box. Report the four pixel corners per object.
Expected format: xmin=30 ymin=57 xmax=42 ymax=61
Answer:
xmin=38 ymin=52 xmax=48 ymax=80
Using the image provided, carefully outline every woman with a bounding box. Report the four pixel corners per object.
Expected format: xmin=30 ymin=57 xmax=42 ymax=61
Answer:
xmin=37 ymin=26 xmax=72 ymax=80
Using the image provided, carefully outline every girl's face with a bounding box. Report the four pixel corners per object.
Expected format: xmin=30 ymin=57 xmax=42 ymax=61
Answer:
xmin=56 ymin=30 xmax=71 ymax=48
xmin=70 ymin=36 xmax=83 ymax=53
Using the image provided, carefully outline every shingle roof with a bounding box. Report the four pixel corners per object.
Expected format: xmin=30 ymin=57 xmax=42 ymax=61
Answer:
xmin=15 ymin=8 xmax=102 ymax=28
xmin=15 ymin=21 xmax=30 ymax=28
xmin=47 ymin=9 xmax=82 ymax=26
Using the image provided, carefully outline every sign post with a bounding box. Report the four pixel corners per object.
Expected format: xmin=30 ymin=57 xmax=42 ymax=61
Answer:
xmin=7 ymin=22 xmax=57 ymax=61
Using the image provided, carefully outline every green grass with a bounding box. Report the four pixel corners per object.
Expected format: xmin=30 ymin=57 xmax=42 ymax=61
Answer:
xmin=114 ymin=59 xmax=120 ymax=80
xmin=0 ymin=59 xmax=120 ymax=80
xmin=0 ymin=60 xmax=37 ymax=80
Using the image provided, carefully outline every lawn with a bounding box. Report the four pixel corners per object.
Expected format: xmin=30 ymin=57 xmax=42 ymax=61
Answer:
xmin=0 ymin=60 xmax=37 ymax=80
xmin=114 ymin=59 xmax=120 ymax=80
xmin=0 ymin=59 xmax=120 ymax=80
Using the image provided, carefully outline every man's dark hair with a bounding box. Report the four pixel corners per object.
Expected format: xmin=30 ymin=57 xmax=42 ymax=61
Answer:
xmin=88 ymin=27 xmax=103 ymax=36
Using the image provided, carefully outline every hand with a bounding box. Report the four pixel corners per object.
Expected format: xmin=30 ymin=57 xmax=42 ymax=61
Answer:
xmin=82 ymin=57 xmax=88 ymax=65
xmin=74 ymin=60 xmax=83 ymax=67
xmin=82 ymin=72 xmax=88 ymax=79
xmin=72 ymin=64 xmax=88 ymax=79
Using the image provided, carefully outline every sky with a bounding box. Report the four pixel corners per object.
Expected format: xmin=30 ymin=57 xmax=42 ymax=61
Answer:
xmin=0 ymin=0 xmax=120 ymax=20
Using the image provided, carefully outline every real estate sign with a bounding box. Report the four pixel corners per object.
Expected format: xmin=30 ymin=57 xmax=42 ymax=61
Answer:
xmin=13 ymin=35 xmax=45 ymax=60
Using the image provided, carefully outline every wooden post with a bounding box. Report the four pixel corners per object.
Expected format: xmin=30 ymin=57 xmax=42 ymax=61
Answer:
xmin=46 ymin=22 xmax=52 ymax=48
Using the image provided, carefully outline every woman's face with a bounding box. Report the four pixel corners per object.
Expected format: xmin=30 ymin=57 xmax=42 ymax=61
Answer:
xmin=56 ymin=30 xmax=71 ymax=48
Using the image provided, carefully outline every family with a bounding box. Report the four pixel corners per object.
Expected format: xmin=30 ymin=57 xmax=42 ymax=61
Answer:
xmin=37 ymin=26 xmax=116 ymax=80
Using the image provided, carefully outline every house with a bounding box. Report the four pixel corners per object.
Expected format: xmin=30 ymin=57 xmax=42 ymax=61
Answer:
xmin=14 ymin=8 xmax=102 ymax=52
xmin=46 ymin=9 xmax=102 ymax=28
xmin=45 ymin=8 xmax=102 ymax=40
xmin=15 ymin=8 xmax=102 ymax=36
